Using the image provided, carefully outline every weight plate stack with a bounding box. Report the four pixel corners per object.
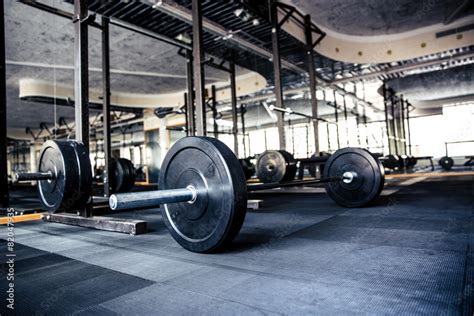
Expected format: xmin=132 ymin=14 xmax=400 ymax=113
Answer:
xmin=308 ymin=152 xmax=331 ymax=177
xmin=439 ymin=156 xmax=454 ymax=170
xmin=256 ymin=150 xmax=297 ymax=183
xmin=382 ymin=154 xmax=400 ymax=170
xmin=108 ymin=158 xmax=136 ymax=193
xmin=324 ymin=147 xmax=385 ymax=208
xmin=159 ymin=136 xmax=248 ymax=253
xmin=239 ymin=158 xmax=256 ymax=180
xmin=118 ymin=158 xmax=136 ymax=192
xmin=37 ymin=140 xmax=92 ymax=213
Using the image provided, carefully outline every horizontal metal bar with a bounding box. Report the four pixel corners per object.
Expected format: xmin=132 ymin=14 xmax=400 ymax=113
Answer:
xmin=15 ymin=172 xmax=53 ymax=182
xmin=19 ymin=0 xmax=102 ymax=29
xmin=248 ymin=176 xmax=343 ymax=192
xmin=109 ymin=187 xmax=195 ymax=210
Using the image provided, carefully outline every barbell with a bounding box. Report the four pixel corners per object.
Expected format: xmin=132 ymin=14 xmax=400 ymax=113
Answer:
xmin=13 ymin=137 xmax=384 ymax=253
xmin=110 ymin=137 xmax=385 ymax=253
xmin=14 ymin=140 xmax=136 ymax=212
xmin=14 ymin=140 xmax=92 ymax=213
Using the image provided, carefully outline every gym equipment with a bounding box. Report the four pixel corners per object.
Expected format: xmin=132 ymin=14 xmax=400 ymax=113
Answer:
xmin=324 ymin=148 xmax=385 ymax=207
xmin=239 ymin=158 xmax=255 ymax=180
xmin=256 ymin=150 xmax=297 ymax=183
xmin=108 ymin=158 xmax=136 ymax=193
xmin=306 ymin=152 xmax=331 ymax=177
xmin=15 ymin=140 xmax=92 ymax=213
xmin=439 ymin=156 xmax=454 ymax=170
xmin=110 ymin=137 xmax=385 ymax=253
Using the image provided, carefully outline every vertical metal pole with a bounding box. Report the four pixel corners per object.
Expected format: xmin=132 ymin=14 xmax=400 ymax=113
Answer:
xmin=390 ymin=95 xmax=399 ymax=155
xmin=74 ymin=0 xmax=91 ymax=216
xmin=382 ymin=84 xmax=392 ymax=155
xmin=406 ymin=101 xmax=412 ymax=155
xmin=333 ymin=90 xmax=341 ymax=149
xmin=192 ymin=0 xmax=205 ymax=136
xmin=240 ymin=104 xmax=247 ymax=158
xmin=362 ymin=83 xmax=369 ymax=148
xmin=0 ymin=1 xmax=8 ymax=207
xmin=342 ymin=93 xmax=349 ymax=146
xmin=74 ymin=0 xmax=90 ymax=149
xmin=400 ymin=96 xmax=406 ymax=155
xmin=230 ymin=60 xmax=239 ymax=157
xmin=183 ymin=93 xmax=189 ymax=136
xmin=304 ymin=15 xmax=319 ymax=155
xmin=211 ymin=85 xmax=218 ymax=138
xmin=270 ymin=1 xmax=286 ymax=150
xmin=185 ymin=49 xmax=194 ymax=136
xmin=101 ymin=16 xmax=111 ymax=198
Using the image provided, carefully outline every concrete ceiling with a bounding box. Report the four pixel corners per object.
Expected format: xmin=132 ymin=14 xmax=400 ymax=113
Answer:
xmin=5 ymin=0 xmax=246 ymax=133
xmin=288 ymin=0 xmax=474 ymax=36
xmin=386 ymin=63 xmax=474 ymax=104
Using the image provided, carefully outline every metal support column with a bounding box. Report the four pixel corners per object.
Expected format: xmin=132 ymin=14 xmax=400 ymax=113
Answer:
xmin=382 ymin=84 xmax=392 ymax=155
xmin=333 ymin=90 xmax=341 ymax=149
xmin=270 ymin=0 xmax=286 ymax=150
xmin=185 ymin=49 xmax=194 ymax=136
xmin=240 ymin=104 xmax=247 ymax=158
xmin=304 ymin=15 xmax=319 ymax=155
xmin=74 ymin=0 xmax=90 ymax=149
xmin=230 ymin=60 xmax=239 ymax=157
xmin=73 ymin=0 xmax=91 ymax=216
xmin=342 ymin=94 xmax=349 ymax=146
xmin=406 ymin=100 xmax=412 ymax=156
xmin=390 ymin=95 xmax=399 ymax=155
xmin=400 ymin=96 xmax=406 ymax=155
xmin=192 ymin=0 xmax=206 ymax=136
xmin=211 ymin=85 xmax=218 ymax=138
xmin=183 ymin=93 xmax=189 ymax=136
xmin=101 ymin=16 xmax=111 ymax=197
xmin=0 ymin=1 xmax=8 ymax=207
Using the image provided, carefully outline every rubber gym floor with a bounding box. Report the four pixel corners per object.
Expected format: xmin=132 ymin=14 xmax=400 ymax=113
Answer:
xmin=1 ymin=175 xmax=473 ymax=315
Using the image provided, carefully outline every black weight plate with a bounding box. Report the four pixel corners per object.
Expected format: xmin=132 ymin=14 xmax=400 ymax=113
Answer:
xmin=308 ymin=152 xmax=331 ymax=177
xmin=239 ymin=158 xmax=255 ymax=180
xmin=71 ymin=141 xmax=92 ymax=211
xmin=382 ymin=154 xmax=399 ymax=170
xmin=324 ymin=147 xmax=385 ymax=208
xmin=279 ymin=150 xmax=297 ymax=181
xmin=439 ymin=156 xmax=454 ymax=170
xmin=37 ymin=140 xmax=91 ymax=213
xmin=118 ymin=158 xmax=135 ymax=192
xmin=256 ymin=150 xmax=287 ymax=183
xmin=108 ymin=158 xmax=124 ymax=193
xmin=159 ymin=136 xmax=248 ymax=253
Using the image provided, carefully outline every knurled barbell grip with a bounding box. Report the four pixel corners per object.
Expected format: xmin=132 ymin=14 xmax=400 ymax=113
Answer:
xmin=15 ymin=171 xmax=54 ymax=182
xmin=109 ymin=186 xmax=197 ymax=211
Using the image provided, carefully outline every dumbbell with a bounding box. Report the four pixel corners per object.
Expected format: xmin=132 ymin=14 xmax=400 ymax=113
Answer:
xmin=109 ymin=137 xmax=385 ymax=253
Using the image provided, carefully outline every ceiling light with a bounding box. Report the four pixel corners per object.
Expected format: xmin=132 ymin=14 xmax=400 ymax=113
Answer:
xmin=252 ymin=18 xmax=260 ymax=26
xmin=175 ymin=33 xmax=191 ymax=44
xmin=234 ymin=8 xmax=244 ymax=18
xmin=152 ymin=0 xmax=163 ymax=8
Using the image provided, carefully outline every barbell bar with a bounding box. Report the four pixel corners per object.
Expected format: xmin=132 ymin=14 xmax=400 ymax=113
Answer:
xmin=109 ymin=174 xmax=352 ymax=211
